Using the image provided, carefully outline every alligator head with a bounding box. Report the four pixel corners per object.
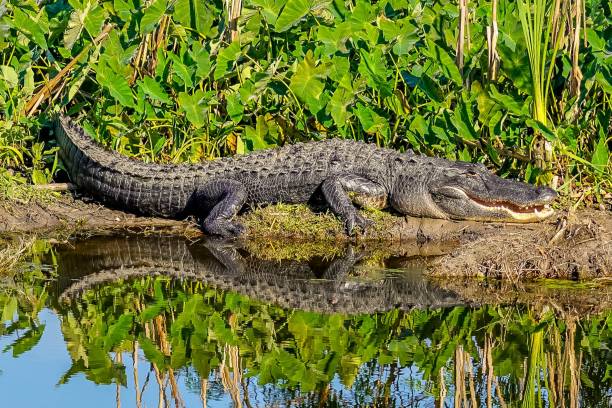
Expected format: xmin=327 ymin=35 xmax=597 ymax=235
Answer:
xmin=391 ymin=157 xmax=557 ymax=222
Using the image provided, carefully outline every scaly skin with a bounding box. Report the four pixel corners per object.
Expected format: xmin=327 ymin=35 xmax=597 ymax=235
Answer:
xmin=55 ymin=115 xmax=557 ymax=237
xmin=55 ymin=236 xmax=466 ymax=314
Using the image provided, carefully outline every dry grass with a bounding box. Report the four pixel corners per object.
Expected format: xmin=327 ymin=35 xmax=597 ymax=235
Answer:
xmin=0 ymin=235 xmax=36 ymax=274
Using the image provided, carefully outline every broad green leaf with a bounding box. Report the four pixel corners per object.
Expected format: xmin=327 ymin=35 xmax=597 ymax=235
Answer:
xmin=138 ymin=336 xmax=166 ymax=367
xmin=591 ymin=135 xmax=610 ymax=175
xmin=113 ymin=0 xmax=132 ymax=21
xmin=358 ymin=49 xmax=392 ymax=97
xmin=214 ymin=41 xmax=242 ymax=80
xmin=64 ymin=10 xmax=84 ymax=50
xmin=354 ymin=103 xmax=387 ymax=134
xmin=275 ymin=0 xmax=311 ymax=32
xmin=83 ymin=4 xmax=107 ymax=38
xmin=141 ymin=0 xmax=168 ymax=34
xmin=251 ymin=0 xmax=286 ymax=25
xmin=426 ymin=41 xmax=462 ymax=86
xmin=11 ymin=8 xmax=47 ymax=49
xmin=173 ymin=0 xmax=215 ymax=36
xmin=226 ymin=93 xmax=244 ymax=123
xmin=289 ymin=51 xmax=327 ymax=112
xmin=5 ymin=325 xmax=45 ymax=357
xmin=170 ymin=53 xmax=193 ymax=87
xmin=96 ymin=63 xmax=135 ymax=108
xmin=403 ymin=72 xmax=443 ymax=104
xmin=327 ymin=86 xmax=353 ymax=125
xmin=192 ymin=45 xmax=211 ymax=80
xmin=1 ymin=297 xmax=17 ymax=322
xmin=178 ymin=90 xmax=208 ymax=128
xmin=139 ymin=77 xmax=172 ymax=104
xmin=526 ymin=119 xmax=556 ymax=142
xmin=103 ymin=314 xmax=133 ymax=350
xmin=451 ymin=99 xmax=478 ymax=141
xmin=0 ymin=65 xmax=18 ymax=88
xmin=489 ymin=86 xmax=528 ymax=116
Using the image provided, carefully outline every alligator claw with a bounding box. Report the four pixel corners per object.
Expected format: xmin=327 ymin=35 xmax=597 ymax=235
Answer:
xmin=345 ymin=212 xmax=374 ymax=236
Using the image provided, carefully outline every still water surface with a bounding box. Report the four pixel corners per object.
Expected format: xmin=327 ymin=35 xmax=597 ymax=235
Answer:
xmin=0 ymin=235 xmax=610 ymax=407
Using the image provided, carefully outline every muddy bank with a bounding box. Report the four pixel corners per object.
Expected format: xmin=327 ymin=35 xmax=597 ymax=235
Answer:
xmin=0 ymin=194 xmax=609 ymax=280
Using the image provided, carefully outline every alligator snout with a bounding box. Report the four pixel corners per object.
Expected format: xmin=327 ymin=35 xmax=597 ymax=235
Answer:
xmin=535 ymin=186 xmax=557 ymax=203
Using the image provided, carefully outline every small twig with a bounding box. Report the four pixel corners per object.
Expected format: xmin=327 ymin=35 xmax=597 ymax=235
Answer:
xmin=23 ymin=23 xmax=113 ymax=117
xmin=32 ymin=182 xmax=77 ymax=192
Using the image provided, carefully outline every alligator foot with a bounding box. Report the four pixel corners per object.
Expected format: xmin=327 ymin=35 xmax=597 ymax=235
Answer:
xmin=191 ymin=178 xmax=247 ymax=238
xmin=321 ymin=174 xmax=387 ymax=236
xmin=346 ymin=212 xmax=374 ymax=236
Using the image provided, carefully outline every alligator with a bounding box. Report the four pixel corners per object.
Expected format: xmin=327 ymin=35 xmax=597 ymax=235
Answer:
xmin=55 ymin=115 xmax=557 ymax=237
xmin=55 ymin=235 xmax=467 ymax=314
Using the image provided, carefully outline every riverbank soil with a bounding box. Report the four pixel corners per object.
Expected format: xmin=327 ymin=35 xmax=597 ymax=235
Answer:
xmin=0 ymin=193 xmax=609 ymax=280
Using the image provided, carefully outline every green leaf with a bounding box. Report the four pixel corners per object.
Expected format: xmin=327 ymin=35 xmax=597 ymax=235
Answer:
xmin=591 ymin=135 xmax=610 ymax=175
xmin=358 ymin=49 xmax=392 ymax=97
xmin=138 ymin=336 xmax=166 ymax=367
xmin=489 ymin=86 xmax=529 ymax=116
xmin=526 ymin=119 xmax=556 ymax=142
xmin=104 ymin=314 xmax=133 ymax=350
xmin=226 ymin=93 xmax=244 ymax=124
xmin=96 ymin=63 xmax=135 ymax=108
xmin=275 ymin=0 xmax=311 ymax=32
xmin=327 ymin=85 xmax=353 ymax=125
xmin=251 ymin=0 xmax=286 ymax=25
xmin=1 ymin=297 xmax=17 ymax=322
xmin=354 ymin=103 xmax=387 ymax=134
xmin=426 ymin=41 xmax=462 ymax=86
xmin=64 ymin=10 xmax=84 ymax=50
xmin=113 ymin=0 xmax=132 ymax=21
xmin=141 ymin=0 xmax=168 ymax=34
xmin=139 ymin=77 xmax=172 ymax=104
xmin=0 ymin=65 xmax=18 ymax=88
xmin=290 ymin=50 xmax=327 ymax=112
xmin=170 ymin=53 xmax=193 ymax=87
xmin=83 ymin=4 xmax=107 ymax=39
xmin=5 ymin=325 xmax=45 ymax=357
xmin=11 ymin=8 xmax=47 ymax=49
xmin=173 ymin=0 xmax=214 ymax=36
xmin=178 ymin=90 xmax=208 ymax=128
xmin=451 ymin=99 xmax=478 ymax=141
xmin=214 ymin=41 xmax=242 ymax=80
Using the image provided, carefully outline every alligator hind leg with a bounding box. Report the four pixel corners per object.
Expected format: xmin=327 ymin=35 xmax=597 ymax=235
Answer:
xmin=191 ymin=179 xmax=247 ymax=238
xmin=321 ymin=175 xmax=387 ymax=235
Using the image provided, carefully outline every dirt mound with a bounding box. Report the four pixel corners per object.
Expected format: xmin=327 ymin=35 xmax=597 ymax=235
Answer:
xmin=430 ymin=210 xmax=611 ymax=280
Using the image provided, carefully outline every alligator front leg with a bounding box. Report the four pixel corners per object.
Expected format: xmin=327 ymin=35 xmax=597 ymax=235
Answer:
xmin=321 ymin=175 xmax=386 ymax=235
xmin=191 ymin=179 xmax=247 ymax=238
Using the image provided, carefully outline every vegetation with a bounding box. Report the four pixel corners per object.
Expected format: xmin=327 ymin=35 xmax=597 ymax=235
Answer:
xmin=0 ymin=0 xmax=610 ymax=205
xmin=1 ymin=257 xmax=611 ymax=406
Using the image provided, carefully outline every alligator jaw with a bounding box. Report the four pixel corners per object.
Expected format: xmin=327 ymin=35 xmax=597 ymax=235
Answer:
xmin=451 ymin=187 xmax=555 ymax=222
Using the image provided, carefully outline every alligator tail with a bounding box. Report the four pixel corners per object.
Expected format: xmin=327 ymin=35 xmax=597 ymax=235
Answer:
xmin=53 ymin=115 xmax=191 ymax=217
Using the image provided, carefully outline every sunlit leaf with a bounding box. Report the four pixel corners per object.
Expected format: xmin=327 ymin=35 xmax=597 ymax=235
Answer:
xmin=141 ymin=0 xmax=168 ymax=34
xmin=214 ymin=41 xmax=242 ymax=80
xmin=591 ymin=135 xmax=610 ymax=175
xmin=139 ymin=76 xmax=172 ymax=104
xmin=275 ymin=0 xmax=312 ymax=32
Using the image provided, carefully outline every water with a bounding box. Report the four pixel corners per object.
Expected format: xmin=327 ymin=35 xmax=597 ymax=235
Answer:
xmin=0 ymin=235 xmax=610 ymax=407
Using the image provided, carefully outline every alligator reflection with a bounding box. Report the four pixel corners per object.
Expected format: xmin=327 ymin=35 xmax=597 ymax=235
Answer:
xmin=0 ymin=235 xmax=609 ymax=408
xmin=55 ymin=236 xmax=466 ymax=313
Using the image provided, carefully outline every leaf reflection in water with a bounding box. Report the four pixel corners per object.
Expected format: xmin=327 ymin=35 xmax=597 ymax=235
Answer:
xmin=0 ymin=235 xmax=610 ymax=407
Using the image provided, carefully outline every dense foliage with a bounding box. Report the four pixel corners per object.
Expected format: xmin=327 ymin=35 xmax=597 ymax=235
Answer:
xmin=0 ymin=0 xmax=610 ymax=198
